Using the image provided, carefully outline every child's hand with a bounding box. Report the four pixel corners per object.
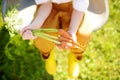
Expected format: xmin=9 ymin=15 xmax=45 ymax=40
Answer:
xmin=20 ymin=25 xmax=38 ymax=40
xmin=57 ymin=29 xmax=77 ymax=49
xmin=21 ymin=29 xmax=37 ymax=40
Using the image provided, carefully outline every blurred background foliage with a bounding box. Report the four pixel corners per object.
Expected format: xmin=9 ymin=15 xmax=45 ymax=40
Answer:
xmin=0 ymin=0 xmax=120 ymax=80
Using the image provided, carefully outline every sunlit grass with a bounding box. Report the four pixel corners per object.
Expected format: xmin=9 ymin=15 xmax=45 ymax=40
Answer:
xmin=0 ymin=8 xmax=4 ymax=30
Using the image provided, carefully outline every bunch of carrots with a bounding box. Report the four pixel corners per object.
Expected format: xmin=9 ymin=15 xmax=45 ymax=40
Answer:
xmin=32 ymin=28 xmax=83 ymax=50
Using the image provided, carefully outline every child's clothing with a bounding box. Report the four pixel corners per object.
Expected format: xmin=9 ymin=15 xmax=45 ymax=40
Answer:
xmin=34 ymin=1 xmax=91 ymax=60
xmin=35 ymin=0 xmax=89 ymax=12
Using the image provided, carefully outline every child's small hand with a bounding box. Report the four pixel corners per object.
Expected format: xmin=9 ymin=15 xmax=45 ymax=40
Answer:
xmin=20 ymin=25 xmax=38 ymax=40
xmin=57 ymin=29 xmax=77 ymax=49
xmin=21 ymin=29 xmax=37 ymax=40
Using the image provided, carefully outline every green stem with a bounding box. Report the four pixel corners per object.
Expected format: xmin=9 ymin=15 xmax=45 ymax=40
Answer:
xmin=32 ymin=28 xmax=83 ymax=49
xmin=33 ymin=32 xmax=60 ymax=44
xmin=33 ymin=28 xmax=58 ymax=32
xmin=32 ymin=30 xmax=58 ymax=40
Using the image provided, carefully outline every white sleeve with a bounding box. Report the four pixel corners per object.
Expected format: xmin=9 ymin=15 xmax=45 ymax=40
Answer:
xmin=73 ymin=0 xmax=89 ymax=12
xmin=35 ymin=0 xmax=50 ymax=5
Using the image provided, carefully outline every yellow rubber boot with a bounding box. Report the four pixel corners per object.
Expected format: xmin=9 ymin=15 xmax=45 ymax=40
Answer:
xmin=68 ymin=52 xmax=80 ymax=78
xmin=45 ymin=48 xmax=56 ymax=75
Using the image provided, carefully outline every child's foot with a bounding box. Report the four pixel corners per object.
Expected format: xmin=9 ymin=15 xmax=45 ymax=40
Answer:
xmin=68 ymin=52 xmax=80 ymax=78
xmin=42 ymin=49 xmax=56 ymax=75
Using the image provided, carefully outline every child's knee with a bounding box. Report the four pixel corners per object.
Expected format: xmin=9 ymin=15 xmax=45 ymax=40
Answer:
xmin=76 ymin=31 xmax=91 ymax=48
xmin=34 ymin=37 xmax=55 ymax=53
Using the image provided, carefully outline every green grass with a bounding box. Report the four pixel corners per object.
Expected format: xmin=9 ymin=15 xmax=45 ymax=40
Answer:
xmin=0 ymin=0 xmax=120 ymax=80
xmin=0 ymin=2 xmax=4 ymax=30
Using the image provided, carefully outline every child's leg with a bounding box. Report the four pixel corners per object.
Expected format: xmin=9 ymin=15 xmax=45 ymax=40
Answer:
xmin=34 ymin=6 xmax=59 ymax=56
xmin=35 ymin=5 xmax=73 ymax=74
xmin=68 ymin=25 xmax=91 ymax=78
xmin=55 ymin=2 xmax=92 ymax=78
xmin=71 ymin=32 xmax=91 ymax=60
